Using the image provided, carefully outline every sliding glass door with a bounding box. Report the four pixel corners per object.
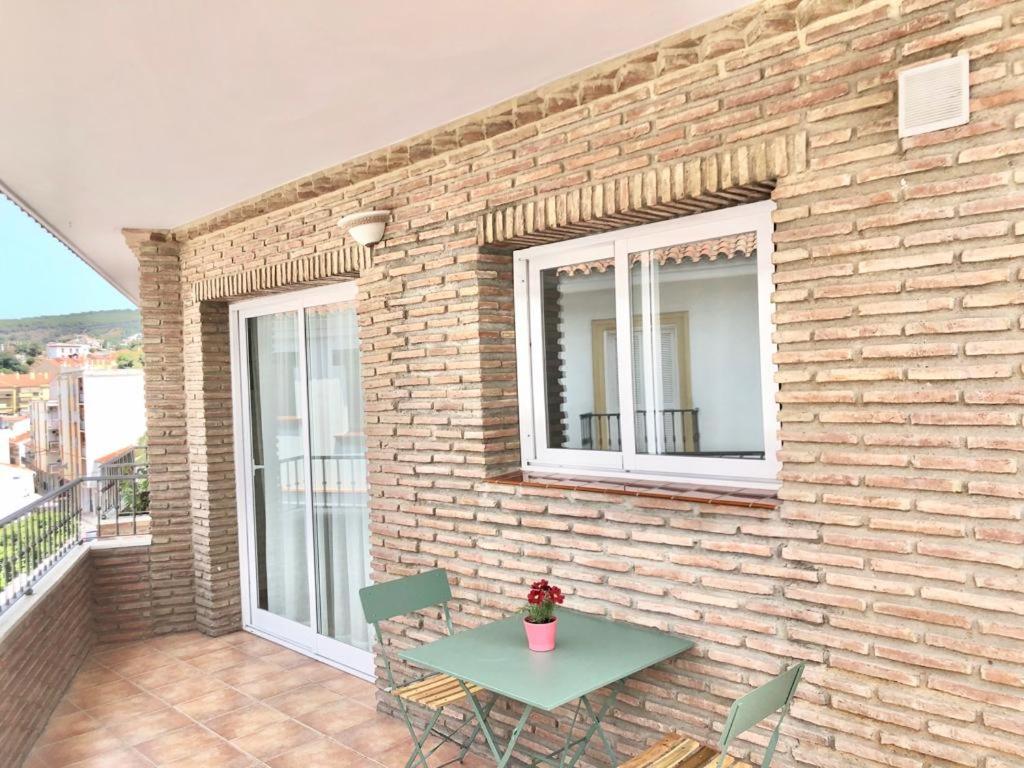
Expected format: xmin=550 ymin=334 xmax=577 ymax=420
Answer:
xmin=232 ymin=283 xmax=372 ymax=678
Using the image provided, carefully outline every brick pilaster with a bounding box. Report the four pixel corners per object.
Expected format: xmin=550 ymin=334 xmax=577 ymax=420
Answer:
xmin=124 ymin=229 xmax=194 ymax=634
xmin=184 ymin=299 xmax=241 ymax=635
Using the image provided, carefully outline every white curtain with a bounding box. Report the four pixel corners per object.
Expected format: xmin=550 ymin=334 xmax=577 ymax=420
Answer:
xmin=304 ymin=302 xmax=372 ymax=652
xmin=249 ymin=312 xmax=310 ymax=625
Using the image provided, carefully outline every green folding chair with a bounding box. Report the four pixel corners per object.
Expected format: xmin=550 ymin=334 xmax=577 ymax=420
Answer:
xmin=620 ymin=663 xmax=805 ymax=768
xmin=360 ymin=568 xmax=494 ymax=768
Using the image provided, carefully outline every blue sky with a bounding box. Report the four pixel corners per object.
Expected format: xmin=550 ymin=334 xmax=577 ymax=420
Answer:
xmin=0 ymin=195 xmax=136 ymax=319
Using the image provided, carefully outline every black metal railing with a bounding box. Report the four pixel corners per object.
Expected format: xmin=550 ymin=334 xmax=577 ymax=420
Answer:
xmin=0 ymin=469 xmax=148 ymax=616
xmin=580 ymin=409 xmax=700 ymax=453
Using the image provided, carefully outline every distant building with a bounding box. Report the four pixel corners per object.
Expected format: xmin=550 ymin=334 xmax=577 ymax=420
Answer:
xmin=0 ymin=371 xmax=52 ymax=415
xmin=26 ymin=398 xmax=60 ymax=474
xmin=46 ymin=340 xmax=91 ymax=359
xmin=0 ymin=463 xmax=36 ymax=516
xmin=51 ymin=367 xmax=145 ymax=479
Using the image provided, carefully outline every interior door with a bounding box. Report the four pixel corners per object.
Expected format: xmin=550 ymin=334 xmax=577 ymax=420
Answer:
xmin=231 ymin=282 xmax=373 ymax=679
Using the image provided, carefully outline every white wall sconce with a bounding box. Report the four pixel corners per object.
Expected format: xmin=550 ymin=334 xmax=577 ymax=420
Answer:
xmin=338 ymin=210 xmax=389 ymax=248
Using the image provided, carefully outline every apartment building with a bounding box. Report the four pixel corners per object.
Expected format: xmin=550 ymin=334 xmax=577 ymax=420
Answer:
xmin=0 ymin=371 xmax=51 ymax=416
xmin=50 ymin=368 xmax=145 ymax=479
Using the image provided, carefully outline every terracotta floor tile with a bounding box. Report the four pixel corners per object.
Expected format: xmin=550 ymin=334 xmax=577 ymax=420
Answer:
xmin=33 ymin=728 xmax=123 ymax=767
xmin=236 ymin=669 xmax=313 ymax=700
xmin=84 ymin=692 xmax=167 ymax=725
xmin=65 ymin=665 xmax=122 ymax=693
xmin=163 ymin=739 xmax=256 ymax=768
xmin=150 ymin=675 xmax=232 ymax=705
xmin=163 ymin=634 xmax=233 ymax=660
xmin=36 ymin=710 xmax=102 ymax=745
xmin=320 ymin=673 xmax=375 ymax=698
xmin=177 ymin=687 xmax=255 ymax=721
xmin=65 ymin=677 xmax=143 ymax=709
xmin=260 ymin=647 xmax=313 ymax=669
xmin=332 ymin=713 xmax=411 ymax=756
xmin=64 ymin=747 xmax=152 ymax=768
xmin=265 ymin=684 xmax=344 ymax=718
xmin=206 ymin=703 xmax=289 ymax=741
xmin=126 ymin=659 xmax=203 ymax=690
xmin=106 ymin=706 xmax=193 ymax=746
xmin=27 ymin=631 xmax=431 ymax=768
xmin=186 ymin=647 xmax=253 ymax=673
xmin=227 ymin=633 xmax=282 ymax=657
xmin=230 ymin=719 xmax=320 ymax=761
xmin=292 ymin=697 xmax=379 ymax=737
xmin=266 ymin=737 xmax=367 ymax=768
xmin=135 ymin=723 xmax=227 ymax=765
xmin=49 ymin=699 xmax=81 ymax=718
xmin=212 ymin=659 xmax=283 ymax=686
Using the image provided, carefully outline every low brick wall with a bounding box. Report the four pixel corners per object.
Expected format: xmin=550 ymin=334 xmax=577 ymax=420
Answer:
xmin=0 ymin=550 xmax=94 ymax=768
xmin=92 ymin=538 xmax=155 ymax=643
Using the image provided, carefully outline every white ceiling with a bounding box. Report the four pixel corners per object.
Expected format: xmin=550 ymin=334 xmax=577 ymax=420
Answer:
xmin=0 ymin=1 xmax=749 ymax=303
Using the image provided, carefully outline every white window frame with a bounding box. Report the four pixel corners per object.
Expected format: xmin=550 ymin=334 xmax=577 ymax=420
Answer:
xmin=513 ymin=200 xmax=779 ymax=490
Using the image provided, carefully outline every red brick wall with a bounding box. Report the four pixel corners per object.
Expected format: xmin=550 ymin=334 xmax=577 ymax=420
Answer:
xmin=134 ymin=2 xmax=1024 ymax=766
xmin=92 ymin=541 xmax=155 ymax=643
xmin=0 ymin=553 xmax=93 ymax=768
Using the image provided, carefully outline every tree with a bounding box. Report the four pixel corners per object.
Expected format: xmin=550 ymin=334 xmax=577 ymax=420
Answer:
xmin=0 ymin=353 xmax=27 ymax=373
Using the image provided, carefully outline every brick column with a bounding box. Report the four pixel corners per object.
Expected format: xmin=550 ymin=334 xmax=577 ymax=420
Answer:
xmin=124 ymin=230 xmax=195 ymax=634
xmin=184 ymin=299 xmax=241 ymax=635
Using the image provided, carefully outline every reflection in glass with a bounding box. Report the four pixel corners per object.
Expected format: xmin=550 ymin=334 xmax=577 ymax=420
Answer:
xmin=541 ymin=258 xmax=619 ymax=451
xmin=629 ymin=232 xmax=764 ymax=459
xmin=247 ymin=312 xmax=310 ymax=624
xmin=305 ymin=302 xmax=372 ymax=652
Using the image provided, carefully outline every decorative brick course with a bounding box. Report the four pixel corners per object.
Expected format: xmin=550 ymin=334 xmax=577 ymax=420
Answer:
xmin=127 ymin=1 xmax=1024 ymax=766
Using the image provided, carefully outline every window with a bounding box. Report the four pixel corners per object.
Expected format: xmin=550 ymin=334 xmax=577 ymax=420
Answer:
xmin=513 ymin=201 xmax=778 ymax=489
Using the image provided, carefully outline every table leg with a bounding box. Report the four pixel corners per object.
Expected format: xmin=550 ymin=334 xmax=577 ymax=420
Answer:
xmin=581 ymin=687 xmax=620 ymax=765
xmin=555 ymin=699 xmax=584 ymax=768
xmin=459 ymin=681 xmax=534 ymax=767
xmin=562 ymin=682 xmax=622 ymax=767
xmin=497 ymin=704 xmax=533 ymax=768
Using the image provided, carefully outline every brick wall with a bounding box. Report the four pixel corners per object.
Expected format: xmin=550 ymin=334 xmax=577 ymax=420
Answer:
xmin=134 ymin=2 xmax=1024 ymax=766
xmin=0 ymin=553 xmax=93 ymax=768
xmin=92 ymin=540 xmax=155 ymax=643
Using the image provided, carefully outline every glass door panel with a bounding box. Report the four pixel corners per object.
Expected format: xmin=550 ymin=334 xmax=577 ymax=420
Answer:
xmin=234 ymin=282 xmax=372 ymax=678
xmin=304 ymin=302 xmax=372 ymax=655
xmin=246 ymin=311 xmax=311 ymax=627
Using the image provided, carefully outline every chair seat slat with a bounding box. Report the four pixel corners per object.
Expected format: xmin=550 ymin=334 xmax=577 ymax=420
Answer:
xmin=619 ymin=734 xmax=752 ymax=768
xmin=396 ymin=673 xmax=481 ymax=709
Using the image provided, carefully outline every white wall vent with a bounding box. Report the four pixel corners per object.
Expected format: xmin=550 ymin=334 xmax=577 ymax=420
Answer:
xmin=899 ymin=53 xmax=970 ymax=138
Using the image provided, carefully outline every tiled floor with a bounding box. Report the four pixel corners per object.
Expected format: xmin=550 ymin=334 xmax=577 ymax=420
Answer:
xmin=26 ymin=631 xmax=491 ymax=768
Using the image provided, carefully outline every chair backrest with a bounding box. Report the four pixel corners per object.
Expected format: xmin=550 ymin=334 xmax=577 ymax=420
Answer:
xmin=718 ymin=663 xmax=804 ymax=767
xmin=359 ymin=568 xmax=452 ymax=625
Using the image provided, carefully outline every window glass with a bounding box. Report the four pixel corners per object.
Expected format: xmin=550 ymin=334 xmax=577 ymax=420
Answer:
xmin=540 ymin=257 xmax=619 ymax=451
xmin=628 ymin=232 xmax=765 ymax=459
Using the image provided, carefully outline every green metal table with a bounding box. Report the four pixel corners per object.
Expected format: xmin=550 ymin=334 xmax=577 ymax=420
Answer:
xmin=400 ymin=610 xmax=694 ymax=767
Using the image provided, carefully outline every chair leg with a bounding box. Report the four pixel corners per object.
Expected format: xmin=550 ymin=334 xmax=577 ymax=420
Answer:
xmin=402 ymin=707 xmax=443 ymax=768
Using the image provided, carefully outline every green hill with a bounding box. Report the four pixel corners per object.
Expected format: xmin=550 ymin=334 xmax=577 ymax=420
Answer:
xmin=0 ymin=309 xmax=141 ymax=349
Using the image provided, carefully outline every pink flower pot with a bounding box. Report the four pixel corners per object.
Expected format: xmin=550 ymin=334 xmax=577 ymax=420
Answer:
xmin=524 ymin=616 xmax=557 ymax=652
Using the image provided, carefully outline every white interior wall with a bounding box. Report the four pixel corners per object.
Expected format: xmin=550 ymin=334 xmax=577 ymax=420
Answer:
xmin=557 ymin=265 xmax=763 ymax=453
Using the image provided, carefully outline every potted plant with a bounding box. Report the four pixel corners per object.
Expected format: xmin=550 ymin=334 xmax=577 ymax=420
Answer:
xmin=523 ymin=579 xmax=564 ymax=652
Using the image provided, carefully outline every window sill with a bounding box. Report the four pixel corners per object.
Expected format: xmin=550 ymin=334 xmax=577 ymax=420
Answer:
xmin=489 ymin=470 xmax=779 ymax=510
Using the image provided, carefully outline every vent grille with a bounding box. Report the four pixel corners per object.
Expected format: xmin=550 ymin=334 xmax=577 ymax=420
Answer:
xmin=899 ymin=54 xmax=970 ymax=138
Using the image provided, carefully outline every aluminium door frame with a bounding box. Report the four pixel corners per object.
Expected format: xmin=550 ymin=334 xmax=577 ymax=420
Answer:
xmin=229 ymin=280 xmax=373 ymax=680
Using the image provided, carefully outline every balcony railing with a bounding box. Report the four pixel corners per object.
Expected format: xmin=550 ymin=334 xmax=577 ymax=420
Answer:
xmin=0 ymin=468 xmax=148 ymax=616
xmin=580 ymin=409 xmax=701 ymax=453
